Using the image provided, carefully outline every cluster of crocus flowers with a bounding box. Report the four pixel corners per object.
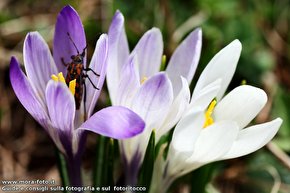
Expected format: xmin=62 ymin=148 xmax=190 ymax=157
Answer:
xmin=9 ymin=5 xmax=282 ymax=192
xmin=9 ymin=6 xmax=145 ymax=187
xmin=106 ymin=10 xmax=282 ymax=191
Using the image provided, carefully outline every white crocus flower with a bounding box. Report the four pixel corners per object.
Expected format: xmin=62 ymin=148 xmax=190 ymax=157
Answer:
xmin=150 ymin=40 xmax=282 ymax=193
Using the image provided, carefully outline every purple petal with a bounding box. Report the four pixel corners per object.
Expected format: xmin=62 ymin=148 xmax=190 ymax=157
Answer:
xmin=53 ymin=5 xmax=86 ymax=74
xmin=132 ymin=73 xmax=174 ymax=129
xmin=45 ymin=80 xmax=75 ymax=135
xmin=80 ymin=106 xmax=145 ymax=139
xmin=84 ymin=34 xmax=108 ymax=117
xmin=24 ymin=32 xmax=58 ymax=102
xmin=132 ymin=28 xmax=163 ymax=78
xmin=166 ymin=28 xmax=202 ymax=96
xmin=45 ymin=80 xmax=76 ymax=155
xmin=107 ymin=10 xmax=130 ymax=104
xmin=116 ymin=54 xmax=140 ymax=106
xmin=9 ymin=57 xmax=48 ymax=129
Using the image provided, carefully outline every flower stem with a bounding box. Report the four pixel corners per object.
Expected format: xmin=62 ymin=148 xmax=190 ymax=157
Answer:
xmin=149 ymin=175 xmax=173 ymax=193
xmin=66 ymin=156 xmax=83 ymax=188
xmin=55 ymin=149 xmax=69 ymax=193
xmin=138 ymin=130 xmax=155 ymax=192
xmin=124 ymin=153 xmax=142 ymax=186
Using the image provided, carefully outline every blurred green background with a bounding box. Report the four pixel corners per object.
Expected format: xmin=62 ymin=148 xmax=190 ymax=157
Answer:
xmin=0 ymin=0 xmax=289 ymax=192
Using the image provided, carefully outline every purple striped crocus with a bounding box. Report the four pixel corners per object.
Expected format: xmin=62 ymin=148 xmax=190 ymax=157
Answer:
xmin=10 ymin=5 xmax=145 ymax=187
xmin=106 ymin=10 xmax=201 ymax=185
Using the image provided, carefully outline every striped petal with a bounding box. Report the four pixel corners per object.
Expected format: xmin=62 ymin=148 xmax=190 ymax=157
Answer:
xmin=85 ymin=34 xmax=108 ymax=117
xmin=46 ymin=80 xmax=75 ymax=133
xmin=24 ymin=32 xmax=58 ymax=102
xmin=131 ymin=73 xmax=174 ymax=129
xmin=116 ymin=54 xmax=140 ymax=106
xmin=45 ymin=80 xmax=76 ymax=155
xmin=10 ymin=57 xmax=48 ymax=128
xmin=132 ymin=28 xmax=163 ymax=79
xmin=158 ymin=77 xmax=190 ymax=139
xmin=107 ymin=10 xmax=130 ymax=104
xmin=166 ymin=28 xmax=202 ymax=96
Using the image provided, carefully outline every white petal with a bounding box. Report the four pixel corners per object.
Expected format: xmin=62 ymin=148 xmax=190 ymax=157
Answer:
xmin=214 ymin=85 xmax=268 ymax=129
xmin=220 ymin=118 xmax=282 ymax=160
xmin=171 ymin=109 xmax=204 ymax=153
xmin=189 ymin=121 xmax=239 ymax=163
xmin=157 ymin=77 xmax=190 ymax=140
xmin=189 ymin=78 xmax=222 ymax=111
xmin=132 ymin=28 xmax=163 ymax=79
xmin=193 ymin=40 xmax=242 ymax=100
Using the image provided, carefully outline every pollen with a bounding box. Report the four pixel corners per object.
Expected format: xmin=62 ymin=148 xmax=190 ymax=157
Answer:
xmin=203 ymin=99 xmax=217 ymax=128
xmin=141 ymin=76 xmax=148 ymax=84
xmin=57 ymin=72 xmax=66 ymax=83
xmin=51 ymin=73 xmax=76 ymax=96
xmin=51 ymin=74 xmax=59 ymax=81
xmin=69 ymin=79 xmax=76 ymax=95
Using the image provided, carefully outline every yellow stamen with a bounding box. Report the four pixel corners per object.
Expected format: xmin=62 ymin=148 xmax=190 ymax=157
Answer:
xmin=51 ymin=73 xmax=76 ymax=96
xmin=57 ymin=72 xmax=66 ymax=83
xmin=51 ymin=74 xmax=59 ymax=82
xmin=203 ymin=99 xmax=217 ymax=128
xmin=69 ymin=79 xmax=76 ymax=95
xmin=141 ymin=76 xmax=148 ymax=84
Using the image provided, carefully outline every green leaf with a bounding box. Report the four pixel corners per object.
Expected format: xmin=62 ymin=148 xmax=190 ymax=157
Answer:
xmin=155 ymin=132 xmax=169 ymax=160
xmin=93 ymin=135 xmax=107 ymax=191
xmin=163 ymin=129 xmax=174 ymax=160
xmin=106 ymin=138 xmax=115 ymax=187
xmin=190 ymin=163 xmax=215 ymax=193
xmin=138 ymin=130 xmax=155 ymax=192
xmin=93 ymin=136 xmax=115 ymax=192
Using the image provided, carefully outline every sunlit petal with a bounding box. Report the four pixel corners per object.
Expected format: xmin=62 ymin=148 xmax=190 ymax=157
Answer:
xmin=214 ymin=85 xmax=267 ymax=129
xmin=193 ymin=40 xmax=241 ymax=100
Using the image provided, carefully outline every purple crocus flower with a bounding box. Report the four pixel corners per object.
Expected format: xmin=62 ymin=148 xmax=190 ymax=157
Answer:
xmin=106 ymin=11 xmax=201 ymax=185
xmin=9 ymin=5 xmax=145 ymax=187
